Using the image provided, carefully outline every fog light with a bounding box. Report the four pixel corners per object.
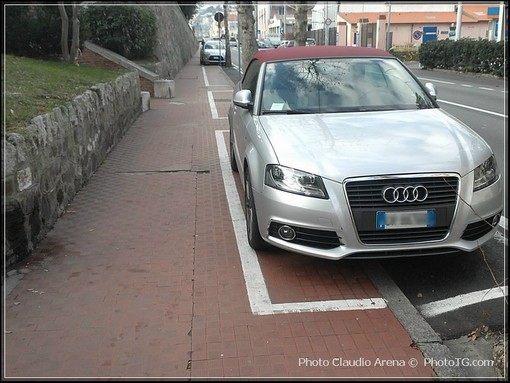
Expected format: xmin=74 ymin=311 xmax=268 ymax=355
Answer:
xmin=492 ymin=214 xmax=501 ymax=227
xmin=278 ymin=225 xmax=296 ymax=241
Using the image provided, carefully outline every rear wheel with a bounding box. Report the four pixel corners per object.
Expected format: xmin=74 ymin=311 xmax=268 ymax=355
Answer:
xmin=244 ymin=170 xmax=267 ymax=250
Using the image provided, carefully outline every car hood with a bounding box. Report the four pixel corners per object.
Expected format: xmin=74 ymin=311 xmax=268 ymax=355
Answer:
xmin=258 ymin=109 xmax=492 ymax=181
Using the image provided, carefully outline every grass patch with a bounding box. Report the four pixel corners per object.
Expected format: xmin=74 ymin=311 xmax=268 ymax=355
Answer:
xmin=2 ymin=54 xmax=129 ymax=135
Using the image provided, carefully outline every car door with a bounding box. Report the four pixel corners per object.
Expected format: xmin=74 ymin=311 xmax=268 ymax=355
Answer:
xmin=231 ymin=59 xmax=262 ymax=181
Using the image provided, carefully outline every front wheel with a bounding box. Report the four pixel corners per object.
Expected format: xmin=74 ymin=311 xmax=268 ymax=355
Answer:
xmin=229 ymin=127 xmax=238 ymax=172
xmin=244 ymin=170 xmax=267 ymax=250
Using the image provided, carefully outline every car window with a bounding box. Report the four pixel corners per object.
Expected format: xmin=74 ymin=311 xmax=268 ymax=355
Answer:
xmin=260 ymin=58 xmax=435 ymax=114
xmin=242 ymin=59 xmax=261 ymax=96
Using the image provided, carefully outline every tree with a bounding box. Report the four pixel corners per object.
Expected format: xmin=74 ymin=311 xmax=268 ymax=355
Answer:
xmin=5 ymin=5 xmax=64 ymax=58
xmin=294 ymin=2 xmax=308 ymax=47
xmin=237 ymin=1 xmax=257 ymax=73
xmin=81 ymin=5 xmax=157 ymax=60
xmin=58 ymin=2 xmax=80 ymax=64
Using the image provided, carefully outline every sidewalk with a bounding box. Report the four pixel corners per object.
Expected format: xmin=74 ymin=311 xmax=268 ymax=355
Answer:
xmin=4 ymin=51 xmax=437 ymax=379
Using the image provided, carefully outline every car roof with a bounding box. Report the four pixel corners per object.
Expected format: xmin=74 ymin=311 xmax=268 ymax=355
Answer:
xmin=253 ymin=46 xmax=394 ymax=63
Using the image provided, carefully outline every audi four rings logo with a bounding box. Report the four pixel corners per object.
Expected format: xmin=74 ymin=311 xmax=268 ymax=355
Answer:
xmin=382 ymin=185 xmax=429 ymax=203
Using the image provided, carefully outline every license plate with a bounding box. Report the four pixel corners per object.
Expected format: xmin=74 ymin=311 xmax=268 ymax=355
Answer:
xmin=376 ymin=210 xmax=436 ymax=230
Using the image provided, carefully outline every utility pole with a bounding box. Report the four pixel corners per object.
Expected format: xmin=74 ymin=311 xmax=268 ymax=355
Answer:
xmin=455 ymin=2 xmax=462 ymax=41
xmin=497 ymin=1 xmax=504 ymax=42
xmin=386 ymin=1 xmax=392 ymax=50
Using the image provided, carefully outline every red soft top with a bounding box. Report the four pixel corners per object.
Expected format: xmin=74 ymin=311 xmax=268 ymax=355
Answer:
xmin=254 ymin=45 xmax=394 ymax=63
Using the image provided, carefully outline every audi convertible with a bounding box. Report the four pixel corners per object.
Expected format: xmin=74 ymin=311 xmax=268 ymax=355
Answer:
xmin=228 ymin=46 xmax=503 ymax=260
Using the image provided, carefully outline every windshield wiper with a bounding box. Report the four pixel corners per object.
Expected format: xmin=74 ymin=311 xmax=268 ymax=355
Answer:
xmin=262 ymin=109 xmax=314 ymax=115
xmin=357 ymin=106 xmax=396 ymax=112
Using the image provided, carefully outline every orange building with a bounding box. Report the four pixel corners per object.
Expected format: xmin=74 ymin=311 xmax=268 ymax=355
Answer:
xmin=335 ymin=3 xmax=504 ymax=49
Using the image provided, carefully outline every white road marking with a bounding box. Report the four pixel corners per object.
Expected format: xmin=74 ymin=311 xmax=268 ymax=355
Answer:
xmin=417 ymin=286 xmax=508 ymax=318
xmin=215 ymin=130 xmax=387 ymax=315
xmin=418 ymin=77 xmax=456 ymax=85
xmin=202 ymin=66 xmax=209 ymax=87
xmin=437 ymin=99 xmax=507 ymax=118
xmin=417 ymin=77 xmax=507 ymax=93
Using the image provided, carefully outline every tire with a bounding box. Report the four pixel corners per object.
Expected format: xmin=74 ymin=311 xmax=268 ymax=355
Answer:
xmin=229 ymin=127 xmax=238 ymax=172
xmin=244 ymin=170 xmax=267 ymax=250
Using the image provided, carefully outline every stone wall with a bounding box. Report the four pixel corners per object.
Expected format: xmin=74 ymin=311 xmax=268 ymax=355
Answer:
xmin=2 ymin=72 xmax=142 ymax=269
xmin=144 ymin=4 xmax=199 ymax=80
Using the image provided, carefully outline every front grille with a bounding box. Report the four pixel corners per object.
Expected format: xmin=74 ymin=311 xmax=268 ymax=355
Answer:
xmin=461 ymin=213 xmax=501 ymax=241
xmin=346 ymin=176 xmax=459 ymax=209
xmin=345 ymin=175 xmax=459 ymax=245
xmin=269 ymin=222 xmax=342 ymax=249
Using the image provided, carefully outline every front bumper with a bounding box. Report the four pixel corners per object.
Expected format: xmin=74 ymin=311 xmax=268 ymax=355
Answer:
xmin=253 ymin=173 xmax=503 ymax=260
xmin=204 ymin=54 xmax=225 ymax=64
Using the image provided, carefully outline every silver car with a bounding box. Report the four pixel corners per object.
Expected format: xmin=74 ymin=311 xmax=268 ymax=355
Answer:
xmin=228 ymin=46 xmax=503 ymax=260
xmin=200 ymin=40 xmax=226 ymax=65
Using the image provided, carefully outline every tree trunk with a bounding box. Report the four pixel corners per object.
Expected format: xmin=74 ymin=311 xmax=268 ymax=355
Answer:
xmin=58 ymin=3 xmax=70 ymax=62
xmin=70 ymin=3 xmax=80 ymax=64
xmin=237 ymin=1 xmax=257 ymax=74
xmin=223 ymin=3 xmax=232 ymax=67
xmin=294 ymin=2 xmax=308 ymax=47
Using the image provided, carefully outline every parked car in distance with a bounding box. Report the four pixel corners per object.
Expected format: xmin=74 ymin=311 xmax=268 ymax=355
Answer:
xmin=229 ymin=37 xmax=238 ymax=47
xmin=306 ymin=38 xmax=316 ymax=46
xmin=277 ymin=40 xmax=294 ymax=48
xmin=228 ymin=46 xmax=503 ymax=261
xmin=200 ymin=40 xmax=226 ymax=65
xmin=257 ymin=39 xmax=274 ymax=50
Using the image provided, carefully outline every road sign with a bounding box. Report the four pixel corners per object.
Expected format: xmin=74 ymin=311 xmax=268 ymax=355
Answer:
xmin=214 ymin=12 xmax=224 ymax=23
xmin=413 ymin=30 xmax=423 ymax=40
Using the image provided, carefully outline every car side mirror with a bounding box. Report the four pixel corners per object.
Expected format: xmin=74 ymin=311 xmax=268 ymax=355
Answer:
xmin=233 ymin=89 xmax=253 ymax=109
xmin=425 ymin=82 xmax=437 ymax=100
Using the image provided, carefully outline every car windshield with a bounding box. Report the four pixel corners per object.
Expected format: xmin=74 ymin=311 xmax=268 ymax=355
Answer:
xmin=260 ymin=58 xmax=435 ymax=114
xmin=204 ymin=41 xmax=225 ymax=50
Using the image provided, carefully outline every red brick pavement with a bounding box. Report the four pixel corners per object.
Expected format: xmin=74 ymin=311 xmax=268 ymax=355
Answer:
xmin=3 ymin=52 xmax=436 ymax=379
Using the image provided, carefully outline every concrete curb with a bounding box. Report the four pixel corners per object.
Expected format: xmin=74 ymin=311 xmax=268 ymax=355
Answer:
xmin=364 ymin=261 xmax=466 ymax=378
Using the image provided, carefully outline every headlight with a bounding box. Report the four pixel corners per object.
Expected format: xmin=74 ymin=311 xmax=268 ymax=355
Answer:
xmin=265 ymin=165 xmax=328 ymax=199
xmin=473 ymin=155 xmax=499 ymax=191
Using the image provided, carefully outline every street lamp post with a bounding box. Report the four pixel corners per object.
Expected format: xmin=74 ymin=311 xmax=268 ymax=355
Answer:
xmin=324 ymin=1 xmax=329 ymax=46
xmin=283 ymin=2 xmax=286 ymax=39
xmin=386 ymin=1 xmax=392 ymax=50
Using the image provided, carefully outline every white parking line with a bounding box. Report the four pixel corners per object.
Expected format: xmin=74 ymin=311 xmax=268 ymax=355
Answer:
xmin=202 ymin=66 xmax=209 ymax=87
xmin=215 ymin=130 xmax=387 ymax=315
xmin=207 ymin=91 xmax=220 ymax=119
xmin=417 ymin=286 xmax=508 ymax=318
